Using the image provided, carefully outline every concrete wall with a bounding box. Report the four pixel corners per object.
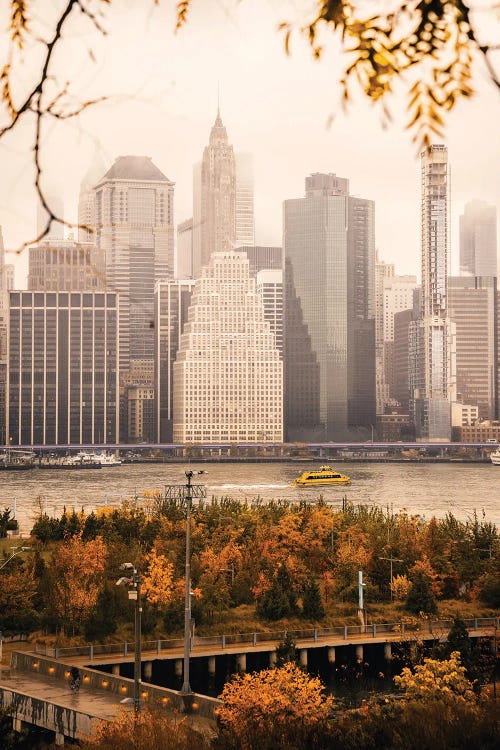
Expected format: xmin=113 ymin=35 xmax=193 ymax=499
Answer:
xmin=0 ymin=686 xmax=98 ymax=742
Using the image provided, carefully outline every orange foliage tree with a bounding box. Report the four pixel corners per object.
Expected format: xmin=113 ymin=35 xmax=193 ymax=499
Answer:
xmin=49 ymin=534 xmax=107 ymax=635
xmin=141 ymin=547 xmax=174 ymax=608
xmin=217 ymin=662 xmax=333 ymax=750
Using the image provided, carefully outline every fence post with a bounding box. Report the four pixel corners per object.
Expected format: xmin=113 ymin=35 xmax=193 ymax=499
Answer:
xmin=124 ymin=642 xmax=128 ymax=657
xmin=401 ymin=621 xmax=405 ymax=634
xmin=157 ymin=640 xmax=161 ymax=655
xmin=222 ymin=634 xmax=226 ymax=649
xmin=344 ymin=625 xmax=348 ymax=640
xmin=314 ymin=628 xmax=318 ymax=642
xmin=253 ymin=633 xmax=257 ymax=647
xmin=474 ymin=618 xmax=478 ymax=631
xmin=90 ymin=645 xmax=94 ymax=660
xmin=373 ymin=624 xmax=376 ymax=638
xmin=55 ymin=648 xmax=59 ymax=659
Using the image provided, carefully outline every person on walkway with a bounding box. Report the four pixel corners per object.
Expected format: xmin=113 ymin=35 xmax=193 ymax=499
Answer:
xmin=69 ymin=666 xmax=81 ymax=691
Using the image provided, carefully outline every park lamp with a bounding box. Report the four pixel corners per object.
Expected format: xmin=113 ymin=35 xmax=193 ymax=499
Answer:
xmin=116 ymin=562 xmax=141 ymax=712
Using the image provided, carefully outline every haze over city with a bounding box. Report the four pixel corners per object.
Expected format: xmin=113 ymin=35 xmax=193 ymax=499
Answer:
xmin=0 ymin=0 xmax=499 ymax=282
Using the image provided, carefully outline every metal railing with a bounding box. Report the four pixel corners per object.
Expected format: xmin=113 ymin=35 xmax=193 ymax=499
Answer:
xmin=34 ymin=616 xmax=499 ymax=660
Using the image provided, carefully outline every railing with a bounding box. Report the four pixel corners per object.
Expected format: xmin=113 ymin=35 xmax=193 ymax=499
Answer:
xmin=34 ymin=617 xmax=499 ymax=660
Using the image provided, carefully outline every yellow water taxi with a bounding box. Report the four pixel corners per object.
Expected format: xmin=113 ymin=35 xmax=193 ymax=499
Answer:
xmin=292 ymin=465 xmax=351 ymax=487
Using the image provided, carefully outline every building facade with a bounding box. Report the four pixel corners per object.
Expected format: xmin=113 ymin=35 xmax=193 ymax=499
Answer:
xmin=173 ymin=251 xmax=282 ymax=443
xmin=7 ymin=291 xmax=119 ymax=445
xmin=28 ymin=239 xmax=105 ymax=292
xmin=235 ymin=153 xmax=255 ymax=247
xmin=283 ymin=173 xmax=376 ymax=441
xmin=459 ymin=200 xmax=497 ymax=277
xmin=449 ymin=276 xmax=498 ymax=421
xmin=234 ymin=245 xmax=283 ymax=276
xmin=94 ymin=155 xmax=174 ymax=371
xmin=154 ymin=279 xmax=195 ymax=442
xmin=256 ymin=269 xmax=283 ymax=355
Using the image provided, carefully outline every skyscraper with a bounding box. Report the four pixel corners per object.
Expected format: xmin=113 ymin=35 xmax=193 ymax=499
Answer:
xmin=459 ymin=200 xmax=497 ymax=277
xmin=0 ymin=228 xmax=8 ymax=443
xmin=413 ymin=145 xmax=455 ymax=440
xmin=94 ymin=155 xmax=175 ymax=371
xmin=449 ymin=276 xmax=498 ymax=420
xmin=154 ymin=278 xmax=195 ymax=442
xmin=7 ymin=291 xmax=119 ymax=445
xmin=192 ymin=111 xmax=236 ymax=277
xmin=256 ymin=269 xmax=283 ymax=355
xmin=176 ymin=218 xmax=193 ymax=279
xmin=173 ymin=251 xmax=282 ymax=443
xmin=375 ymin=259 xmax=417 ymax=412
xmin=284 ymin=173 xmax=376 ymax=441
xmin=78 ymin=150 xmax=107 ymax=243
xmin=235 ymin=153 xmax=255 ymax=247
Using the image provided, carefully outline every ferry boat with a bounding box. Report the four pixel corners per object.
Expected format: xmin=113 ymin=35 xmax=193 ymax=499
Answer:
xmin=292 ymin=465 xmax=351 ymax=487
xmin=490 ymin=448 xmax=500 ymax=465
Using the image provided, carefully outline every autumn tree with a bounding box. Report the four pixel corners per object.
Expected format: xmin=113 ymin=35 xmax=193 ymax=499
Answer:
xmin=217 ymin=662 xmax=334 ymax=750
xmin=394 ymin=651 xmax=476 ymax=703
xmin=82 ymin=708 xmax=211 ymax=750
xmin=0 ymin=557 xmax=38 ymax=632
xmin=48 ymin=534 xmax=108 ymax=635
xmin=141 ymin=547 xmax=174 ymax=608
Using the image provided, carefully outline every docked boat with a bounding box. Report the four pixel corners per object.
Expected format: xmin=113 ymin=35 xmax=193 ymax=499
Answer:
xmin=490 ymin=448 xmax=500 ymax=465
xmin=98 ymin=452 xmax=122 ymax=467
xmin=0 ymin=450 xmax=36 ymax=471
xmin=292 ymin=465 xmax=351 ymax=487
xmin=39 ymin=451 xmax=102 ymax=469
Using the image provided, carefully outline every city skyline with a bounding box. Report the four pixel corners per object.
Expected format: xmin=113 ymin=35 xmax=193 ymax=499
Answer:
xmin=0 ymin=2 xmax=498 ymax=283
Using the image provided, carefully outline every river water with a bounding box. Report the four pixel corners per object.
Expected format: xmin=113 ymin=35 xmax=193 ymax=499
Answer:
xmin=2 ymin=460 xmax=499 ymax=534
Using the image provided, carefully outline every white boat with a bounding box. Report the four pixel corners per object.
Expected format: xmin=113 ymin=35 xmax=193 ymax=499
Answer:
xmin=99 ymin=452 xmax=122 ymax=467
xmin=490 ymin=448 xmax=500 ymax=465
xmin=66 ymin=451 xmax=102 ymax=467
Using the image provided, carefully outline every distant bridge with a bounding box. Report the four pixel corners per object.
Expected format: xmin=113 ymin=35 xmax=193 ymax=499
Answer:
xmin=4 ymin=441 xmax=498 ymax=452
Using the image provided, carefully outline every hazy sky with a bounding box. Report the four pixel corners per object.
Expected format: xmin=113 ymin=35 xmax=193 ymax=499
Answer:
xmin=0 ymin=0 xmax=499 ymax=285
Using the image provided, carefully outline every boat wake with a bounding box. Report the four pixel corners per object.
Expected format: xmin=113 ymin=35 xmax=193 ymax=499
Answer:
xmin=210 ymin=483 xmax=290 ymax=490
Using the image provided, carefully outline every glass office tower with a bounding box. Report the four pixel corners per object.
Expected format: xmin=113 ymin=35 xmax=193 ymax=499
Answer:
xmin=283 ymin=173 xmax=376 ymax=441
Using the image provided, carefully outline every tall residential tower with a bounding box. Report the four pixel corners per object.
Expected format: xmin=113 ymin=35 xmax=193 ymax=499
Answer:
xmin=412 ymin=145 xmax=455 ymax=439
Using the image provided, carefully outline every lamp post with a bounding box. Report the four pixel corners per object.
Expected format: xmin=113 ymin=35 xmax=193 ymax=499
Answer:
xmin=116 ymin=563 xmax=141 ymax=712
xmin=181 ymin=470 xmax=205 ymax=707
xmin=0 ymin=546 xmax=31 ymax=572
xmin=379 ymin=555 xmax=404 ymax=601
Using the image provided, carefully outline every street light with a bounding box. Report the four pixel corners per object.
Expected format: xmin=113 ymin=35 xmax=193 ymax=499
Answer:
xmin=181 ymin=469 xmax=205 ymax=710
xmin=116 ymin=562 xmax=141 ymax=712
xmin=0 ymin=546 xmax=31 ymax=572
xmin=379 ymin=555 xmax=404 ymax=601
